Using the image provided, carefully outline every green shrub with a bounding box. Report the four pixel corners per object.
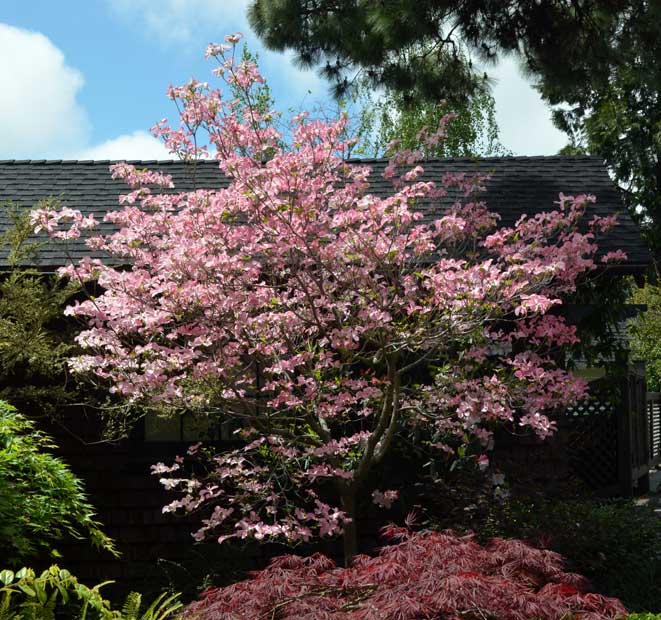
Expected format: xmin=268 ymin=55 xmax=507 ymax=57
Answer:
xmin=480 ymin=496 xmax=661 ymax=612
xmin=0 ymin=565 xmax=181 ymax=620
xmin=0 ymin=200 xmax=83 ymax=418
xmin=0 ymin=400 xmax=116 ymax=565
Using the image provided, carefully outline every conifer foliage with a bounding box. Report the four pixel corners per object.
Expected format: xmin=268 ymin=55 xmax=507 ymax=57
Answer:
xmin=183 ymin=527 xmax=627 ymax=620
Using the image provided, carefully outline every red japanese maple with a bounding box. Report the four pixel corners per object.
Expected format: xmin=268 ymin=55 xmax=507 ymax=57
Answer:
xmin=183 ymin=528 xmax=627 ymax=620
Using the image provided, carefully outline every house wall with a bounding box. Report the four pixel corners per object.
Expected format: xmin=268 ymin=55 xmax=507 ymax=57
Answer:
xmin=43 ymin=415 xmax=342 ymax=601
xmin=40 ymin=373 xmax=643 ymax=600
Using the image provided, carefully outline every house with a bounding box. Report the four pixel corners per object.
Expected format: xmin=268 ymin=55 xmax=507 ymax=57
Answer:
xmin=0 ymin=156 xmax=657 ymax=591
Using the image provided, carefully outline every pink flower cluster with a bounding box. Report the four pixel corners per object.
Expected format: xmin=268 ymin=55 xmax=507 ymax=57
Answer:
xmin=31 ymin=207 xmax=97 ymax=240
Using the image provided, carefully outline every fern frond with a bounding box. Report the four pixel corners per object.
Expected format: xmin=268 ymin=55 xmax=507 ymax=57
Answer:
xmin=139 ymin=592 xmax=182 ymax=620
xmin=121 ymin=592 xmax=142 ymax=620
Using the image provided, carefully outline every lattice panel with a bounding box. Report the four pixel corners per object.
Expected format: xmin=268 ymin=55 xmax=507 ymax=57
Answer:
xmin=564 ymin=399 xmax=618 ymax=490
xmin=649 ymin=396 xmax=661 ymax=465
xmin=565 ymin=399 xmax=611 ymax=418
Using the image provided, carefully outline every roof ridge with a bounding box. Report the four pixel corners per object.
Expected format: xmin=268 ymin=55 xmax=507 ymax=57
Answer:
xmin=0 ymin=155 xmax=603 ymax=165
xmin=347 ymin=155 xmax=602 ymax=163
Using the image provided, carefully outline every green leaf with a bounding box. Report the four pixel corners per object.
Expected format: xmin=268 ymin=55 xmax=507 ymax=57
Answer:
xmin=34 ymin=582 xmax=47 ymax=605
xmin=0 ymin=570 xmax=14 ymax=585
xmin=18 ymin=584 xmax=35 ymax=597
xmin=0 ymin=400 xmax=117 ymax=564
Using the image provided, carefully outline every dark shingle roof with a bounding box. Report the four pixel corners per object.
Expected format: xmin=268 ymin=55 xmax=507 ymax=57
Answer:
xmin=0 ymin=156 xmax=650 ymax=271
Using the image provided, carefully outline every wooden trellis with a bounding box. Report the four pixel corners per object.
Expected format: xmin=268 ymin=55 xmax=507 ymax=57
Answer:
xmin=564 ymin=397 xmax=619 ymax=492
xmin=564 ymin=364 xmax=655 ymax=496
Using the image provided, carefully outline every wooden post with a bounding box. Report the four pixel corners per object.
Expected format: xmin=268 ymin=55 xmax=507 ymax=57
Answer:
xmin=635 ymin=362 xmax=650 ymax=493
xmin=617 ymin=371 xmax=634 ymax=496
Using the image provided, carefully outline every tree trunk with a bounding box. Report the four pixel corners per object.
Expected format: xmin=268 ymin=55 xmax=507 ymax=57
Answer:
xmin=654 ymin=152 xmax=661 ymax=261
xmin=341 ymin=491 xmax=358 ymax=567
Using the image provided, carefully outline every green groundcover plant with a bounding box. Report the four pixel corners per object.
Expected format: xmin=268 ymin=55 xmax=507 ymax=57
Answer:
xmin=480 ymin=497 xmax=661 ymax=613
xmin=0 ymin=565 xmax=181 ymax=620
xmin=0 ymin=400 xmax=116 ymax=565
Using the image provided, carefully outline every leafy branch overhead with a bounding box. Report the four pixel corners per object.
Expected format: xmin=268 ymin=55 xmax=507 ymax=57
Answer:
xmin=545 ymin=1 xmax=661 ymax=250
xmin=247 ymin=0 xmax=630 ymax=105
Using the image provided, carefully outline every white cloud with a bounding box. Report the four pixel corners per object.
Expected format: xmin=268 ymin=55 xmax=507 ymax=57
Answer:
xmin=0 ymin=14 xmax=563 ymax=161
xmin=106 ymin=0 xmax=325 ymax=107
xmin=0 ymin=23 xmax=171 ymax=161
xmin=0 ymin=23 xmax=89 ymax=159
xmin=489 ymin=56 xmax=567 ymax=156
xmin=74 ymin=130 xmax=171 ymax=160
xmin=108 ymin=0 xmax=251 ymax=45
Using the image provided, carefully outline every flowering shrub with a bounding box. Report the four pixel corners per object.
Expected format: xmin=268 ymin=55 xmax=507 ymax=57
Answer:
xmin=31 ymin=34 xmax=625 ymax=559
xmin=182 ymin=527 xmax=627 ymax=620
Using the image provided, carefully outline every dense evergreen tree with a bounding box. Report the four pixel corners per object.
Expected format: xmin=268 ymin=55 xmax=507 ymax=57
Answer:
xmin=0 ymin=201 xmax=133 ymax=440
xmin=249 ymin=0 xmax=661 ymax=250
xmin=0 ymin=201 xmax=81 ymax=418
xmin=543 ymin=1 xmax=661 ymax=252
xmin=248 ymin=0 xmax=627 ymax=104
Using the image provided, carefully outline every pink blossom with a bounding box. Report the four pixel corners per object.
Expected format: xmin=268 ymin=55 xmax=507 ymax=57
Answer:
xmin=477 ymin=454 xmax=490 ymax=471
xmin=514 ymin=294 xmax=561 ymax=316
xmin=372 ymin=489 xmax=399 ymax=509
xmin=601 ymin=249 xmax=627 ymax=263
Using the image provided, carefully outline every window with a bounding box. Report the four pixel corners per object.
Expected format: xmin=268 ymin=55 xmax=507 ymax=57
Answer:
xmin=143 ymin=411 xmax=235 ymax=442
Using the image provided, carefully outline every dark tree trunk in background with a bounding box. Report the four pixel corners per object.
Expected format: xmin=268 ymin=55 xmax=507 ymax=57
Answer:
xmin=341 ymin=490 xmax=358 ymax=567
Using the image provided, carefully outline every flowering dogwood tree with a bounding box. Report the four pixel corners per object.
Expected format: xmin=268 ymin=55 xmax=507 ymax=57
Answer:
xmin=32 ymin=36 xmax=624 ymax=563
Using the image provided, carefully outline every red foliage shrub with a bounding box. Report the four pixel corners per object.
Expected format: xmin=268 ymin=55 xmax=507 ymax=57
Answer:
xmin=182 ymin=527 xmax=627 ymax=620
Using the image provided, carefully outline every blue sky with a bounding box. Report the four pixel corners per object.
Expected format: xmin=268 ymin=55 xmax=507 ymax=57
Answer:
xmin=0 ymin=0 xmax=567 ymax=160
